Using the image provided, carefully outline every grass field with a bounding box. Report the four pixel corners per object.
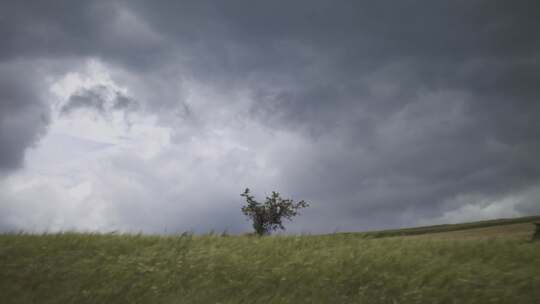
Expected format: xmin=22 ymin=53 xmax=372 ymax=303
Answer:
xmin=1 ymin=216 xmax=539 ymax=303
xmin=343 ymin=215 xmax=540 ymax=239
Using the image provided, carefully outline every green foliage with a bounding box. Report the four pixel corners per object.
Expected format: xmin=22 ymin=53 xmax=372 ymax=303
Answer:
xmin=240 ymin=188 xmax=309 ymax=235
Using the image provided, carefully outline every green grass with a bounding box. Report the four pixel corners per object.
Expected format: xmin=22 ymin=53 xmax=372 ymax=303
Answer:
xmin=1 ymin=217 xmax=540 ymax=303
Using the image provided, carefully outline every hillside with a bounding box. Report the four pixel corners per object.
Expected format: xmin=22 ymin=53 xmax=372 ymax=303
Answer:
xmin=1 ymin=216 xmax=539 ymax=303
xmin=344 ymin=215 xmax=540 ymax=239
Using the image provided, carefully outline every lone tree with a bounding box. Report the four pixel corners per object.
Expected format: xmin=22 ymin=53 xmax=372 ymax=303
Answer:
xmin=240 ymin=188 xmax=309 ymax=236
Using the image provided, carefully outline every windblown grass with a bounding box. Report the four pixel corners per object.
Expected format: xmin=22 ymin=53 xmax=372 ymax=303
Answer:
xmin=1 ymin=220 xmax=539 ymax=303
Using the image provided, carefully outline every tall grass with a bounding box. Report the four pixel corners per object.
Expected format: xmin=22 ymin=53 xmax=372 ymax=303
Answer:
xmin=1 ymin=231 xmax=539 ymax=303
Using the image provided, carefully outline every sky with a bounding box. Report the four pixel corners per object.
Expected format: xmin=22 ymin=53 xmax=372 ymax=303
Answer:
xmin=1 ymin=1 xmax=539 ymax=234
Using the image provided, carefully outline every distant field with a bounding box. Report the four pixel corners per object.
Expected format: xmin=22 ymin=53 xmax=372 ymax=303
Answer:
xmin=343 ymin=215 xmax=540 ymax=239
xmin=407 ymin=222 xmax=536 ymax=240
xmin=1 ymin=216 xmax=539 ymax=303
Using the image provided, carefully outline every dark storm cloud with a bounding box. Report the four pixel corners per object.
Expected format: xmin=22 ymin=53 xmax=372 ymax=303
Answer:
xmin=0 ymin=62 xmax=49 ymax=172
xmin=0 ymin=1 xmax=168 ymax=68
xmin=62 ymin=86 xmax=109 ymax=115
xmin=124 ymin=0 xmax=540 ymax=227
xmin=1 ymin=0 xmax=539 ymax=232
xmin=61 ymin=85 xmax=138 ymax=115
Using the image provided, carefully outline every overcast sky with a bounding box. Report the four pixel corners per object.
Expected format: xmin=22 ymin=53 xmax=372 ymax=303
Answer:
xmin=1 ymin=1 xmax=539 ymax=234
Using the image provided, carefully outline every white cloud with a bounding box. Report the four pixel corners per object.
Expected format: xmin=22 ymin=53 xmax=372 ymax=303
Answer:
xmin=417 ymin=187 xmax=540 ymax=225
xmin=0 ymin=60 xmax=297 ymax=233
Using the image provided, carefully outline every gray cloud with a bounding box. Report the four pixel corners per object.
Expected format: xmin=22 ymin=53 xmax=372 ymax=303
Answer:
xmin=0 ymin=1 xmax=539 ymax=233
xmin=0 ymin=1 xmax=168 ymax=69
xmin=0 ymin=62 xmax=50 ymax=172
xmin=61 ymin=85 xmax=138 ymax=116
